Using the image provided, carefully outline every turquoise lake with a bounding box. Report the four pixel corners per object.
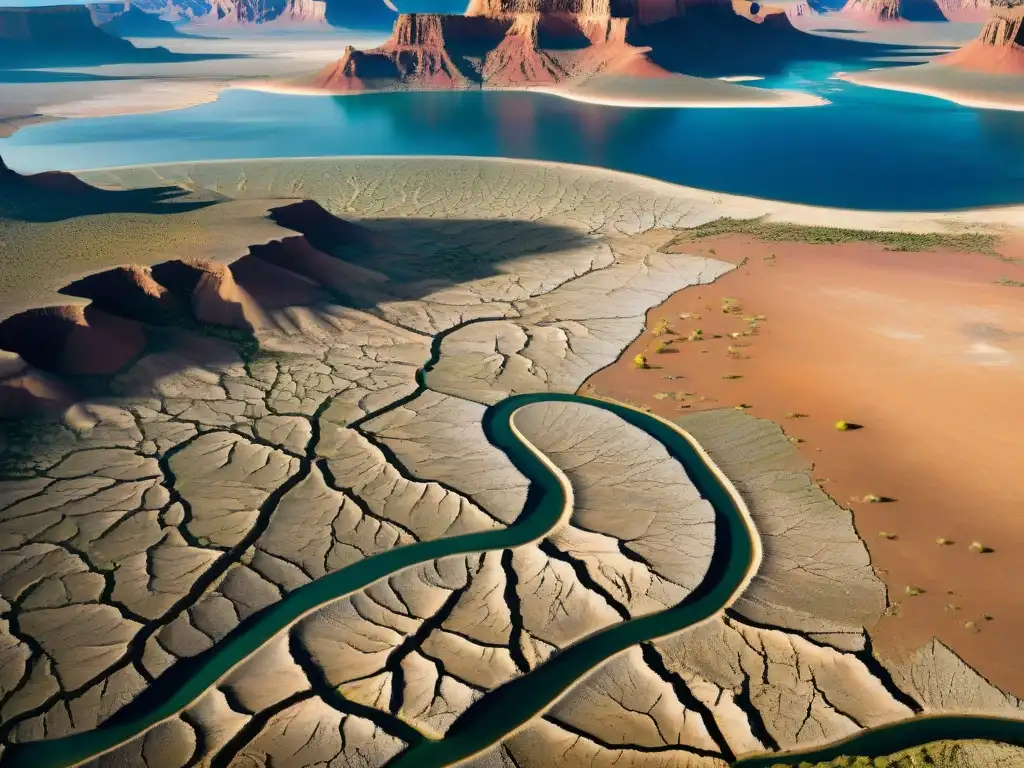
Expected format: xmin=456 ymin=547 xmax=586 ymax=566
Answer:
xmin=2 ymin=62 xmax=1023 ymax=210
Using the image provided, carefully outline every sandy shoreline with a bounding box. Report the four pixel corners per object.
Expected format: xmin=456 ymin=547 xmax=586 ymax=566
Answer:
xmin=239 ymin=77 xmax=828 ymax=109
xmin=841 ymin=68 xmax=1024 ymax=112
xmin=71 ymin=154 xmax=1024 ymax=235
xmin=585 ymin=229 xmax=1024 ymax=697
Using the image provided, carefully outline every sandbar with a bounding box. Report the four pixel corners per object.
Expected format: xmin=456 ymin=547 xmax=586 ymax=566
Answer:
xmin=841 ymin=65 xmax=1024 ymax=112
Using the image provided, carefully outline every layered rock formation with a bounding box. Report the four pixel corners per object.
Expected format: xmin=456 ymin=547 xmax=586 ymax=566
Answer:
xmin=305 ymin=0 xmax=877 ymax=95
xmin=943 ymin=2 xmax=1024 ymax=72
xmin=935 ymin=0 xmax=990 ymax=21
xmin=0 ymin=5 xmax=147 ymax=65
xmin=308 ymin=8 xmax=682 ymax=92
xmin=88 ymin=3 xmax=187 ymax=37
xmin=314 ymin=14 xmax=474 ymax=91
xmin=125 ymin=0 xmax=392 ymax=25
xmin=841 ymin=0 xmax=949 ymax=22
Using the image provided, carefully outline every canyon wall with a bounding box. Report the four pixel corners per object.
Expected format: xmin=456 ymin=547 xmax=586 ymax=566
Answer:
xmin=943 ymin=1 xmax=1024 ymax=72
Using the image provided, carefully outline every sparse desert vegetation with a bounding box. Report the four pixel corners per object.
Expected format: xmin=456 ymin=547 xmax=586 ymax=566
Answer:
xmin=668 ymin=217 xmax=1000 ymax=254
xmin=769 ymin=739 xmax=1018 ymax=767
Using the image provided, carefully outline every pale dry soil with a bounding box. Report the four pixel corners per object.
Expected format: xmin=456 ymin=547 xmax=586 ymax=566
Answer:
xmin=0 ymin=158 xmax=1022 ymax=768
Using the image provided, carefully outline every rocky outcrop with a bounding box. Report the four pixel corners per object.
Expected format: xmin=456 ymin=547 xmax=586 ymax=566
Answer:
xmin=482 ymin=14 xmax=569 ymax=84
xmin=842 ymin=0 xmax=901 ymax=19
xmin=0 ymin=5 xmax=162 ymax=66
xmin=935 ymin=0 xmax=990 ymax=21
xmin=466 ymin=0 xmax=614 ymax=15
xmin=841 ymin=0 xmax=948 ymax=20
xmin=313 ymin=14 xmax=473 ymax=91
xmin=943 ymin=4 xmax=1024 ymax=73
xmin=307 ymin=0 xmax=867 ymax=95
xmin=278 ymin=0 xmax=327 ymax=23
xmin=88 ymin=3 xmax=186 ymax=36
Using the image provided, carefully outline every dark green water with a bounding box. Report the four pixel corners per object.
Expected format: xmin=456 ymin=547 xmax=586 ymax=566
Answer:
xmin=6 ymin=393 xmax=1024 ymax=768
xmin=2 ymin=393 xmax=754 ymax=768
xmin=735 ymin=715 xmax=1024 ymax=767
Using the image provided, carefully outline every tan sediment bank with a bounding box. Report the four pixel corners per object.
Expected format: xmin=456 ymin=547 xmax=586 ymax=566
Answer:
xmin=74 ymin=154 xmax=1024 ymax=234
xmin=840 ymin=67 xmax=1024 ymax=112
xmin=584 ymin=227 xmax=1024 ymax=697
xmin=238 ymin=76 xmax=828 ymax=108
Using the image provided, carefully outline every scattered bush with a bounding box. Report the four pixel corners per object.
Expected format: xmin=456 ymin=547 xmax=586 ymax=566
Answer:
xmin=688 ymin=328 xmax=704 ymax=342
xmin=633 ymin=354 xmax=648 ymax=369
xmin=968 ymin=541 xmax=992 ymax=554
xmin=878 ymin=531 xmax=897 ymax=540
xmin=905 ymin=586 xmax=925 ymax=596
xmin=667 ymin=216 xmax=1000 ymax=254
xmin=935 ymin=537 xmax=953 ymax=546
xmin=862 ymin=494 xmax=882 ymax=504
xmin=835 ymin=420 xmax=850 ymax=431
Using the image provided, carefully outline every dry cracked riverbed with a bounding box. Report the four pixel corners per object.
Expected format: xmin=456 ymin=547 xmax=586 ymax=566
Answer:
xmin=0 ymin=157 xmax=1023 ymax=768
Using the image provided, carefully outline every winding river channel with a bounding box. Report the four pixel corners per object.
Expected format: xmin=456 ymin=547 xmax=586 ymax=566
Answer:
xmin=4 ymin=386 xmax=1024 ymax=767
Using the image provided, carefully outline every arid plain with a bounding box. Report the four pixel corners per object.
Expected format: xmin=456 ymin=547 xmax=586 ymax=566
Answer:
xmin=0 ymin=156 xmax=1023 ymax=768
xmin=1 ymin=0 xmax=1024 ymax=764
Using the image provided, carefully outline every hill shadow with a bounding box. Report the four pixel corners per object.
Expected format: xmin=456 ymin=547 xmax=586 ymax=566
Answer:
xmin=0 ymin=157 xmax=223 ymax=222
xmin=633 ymin=8 xmax=940 ymax=77
xmin=0 ymin=191 xmax=598 ymax=413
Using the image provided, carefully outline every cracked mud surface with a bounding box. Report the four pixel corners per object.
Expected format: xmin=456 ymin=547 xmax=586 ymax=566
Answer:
xmin=1 ymin=157 xmax=1022 ymax=768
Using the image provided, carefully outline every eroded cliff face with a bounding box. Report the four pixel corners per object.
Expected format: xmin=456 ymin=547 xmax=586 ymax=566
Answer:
xmin=842 ymin=0 xmax=901 ymax=20
xmin=314 ymin=14 xmax=472 ymax=91
xmin=935 ymin=0 xmax=990 ymax=21
xmin=310 ymin=0 xmax=803 ymax=94
xmin=482 ymin=14 xmax=568 ymax=84
xmin=279 ymin=0 xmax=327 ymax=23
xmin=124 ymin=0 xmax=326 ymax=23
xmin=943 ymin=4 xmax=1024 ymax=72
xmin=466 ymin=0 xmax=612 ymax=16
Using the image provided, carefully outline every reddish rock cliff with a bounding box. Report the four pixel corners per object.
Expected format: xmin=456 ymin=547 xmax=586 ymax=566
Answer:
xmin=943 ymin=4 xmax=1024 ymax=72
xmin=935 ymin=0 xmax=990 ymax=21
xmin=313 ymin=14 xmax=472 ymax=91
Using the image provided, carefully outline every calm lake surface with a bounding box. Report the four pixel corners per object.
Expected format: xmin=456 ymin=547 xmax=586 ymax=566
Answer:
xmin=2 ymin=63 xmax=1024 ymax=210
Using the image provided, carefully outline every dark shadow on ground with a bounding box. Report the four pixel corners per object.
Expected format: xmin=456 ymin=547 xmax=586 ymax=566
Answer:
xmin=632 ymin=8 xmax=941 ymax=77
xmin=0 ymin=177 xmax=596 ymax=414
xmin=0 ymin=156 xmax=223 ymax=221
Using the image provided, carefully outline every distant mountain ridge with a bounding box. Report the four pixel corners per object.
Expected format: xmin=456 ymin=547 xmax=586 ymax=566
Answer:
xmin=125 ymin=0 xmax=397 ymax=25
xmin=0 ymin=5 xmax=180 ymax=66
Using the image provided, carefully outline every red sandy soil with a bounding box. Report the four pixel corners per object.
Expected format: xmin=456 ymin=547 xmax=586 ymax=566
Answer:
xmin=942 ymin=8 xmax=1024 ymax=73
xmin=583 ymin=232 xmax=1024 ymax=696
xmin=943 ymin=38 xmax=1024 ymax=74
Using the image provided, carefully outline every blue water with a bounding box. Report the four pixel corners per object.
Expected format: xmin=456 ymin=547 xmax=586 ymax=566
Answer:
xmin=2 ymin=66 xmax=1024 ymax=210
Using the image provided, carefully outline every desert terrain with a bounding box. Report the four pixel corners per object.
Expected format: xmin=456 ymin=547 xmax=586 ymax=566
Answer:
xmin=840 ymin=0 xmax=1024 ymax=109
xmin=0 ymin=156 xmax=1022 ymax=768
xmin=585 ymin=224 xmax=1024 ymax=697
